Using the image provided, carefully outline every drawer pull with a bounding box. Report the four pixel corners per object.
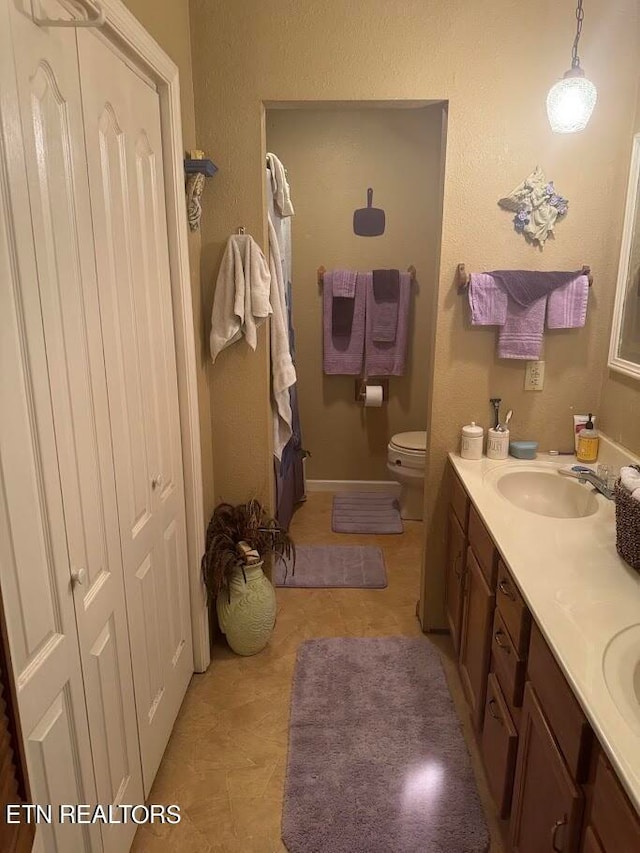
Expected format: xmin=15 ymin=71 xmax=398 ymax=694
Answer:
xmin=454 ymin=552 xmax=463 ymax=579
xmin=498 ymin=579 xmax=516 ymax=600
xmin=551 ymin=817 xmax=567 ymax=852
xmin=487 ymin=698 xmax=503 ymax=725
xmin=494 ymin=630 xmax=511 ymax=654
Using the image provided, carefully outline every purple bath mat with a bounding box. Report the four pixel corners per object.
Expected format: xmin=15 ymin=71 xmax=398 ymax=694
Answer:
xmin=282 ymin=637 xmax=489 ymax=853
xmin=332 ymin=491 xmax=403 ymax=534
xmin=274 ymin=545 xmax=387 ymax=589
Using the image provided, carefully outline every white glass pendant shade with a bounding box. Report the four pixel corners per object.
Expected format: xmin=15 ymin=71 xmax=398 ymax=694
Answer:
xmin=546 ymin=68 xmax=597 ymax=133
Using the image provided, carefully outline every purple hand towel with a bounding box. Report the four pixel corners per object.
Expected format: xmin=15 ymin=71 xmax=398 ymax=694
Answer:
xmin=468 ymin=273 xmax=508 ymax=325
xmin=546 ymin=274 xmax=589 ymax=328
xmin=498 ymin=296 xmax=547 ymax=359
xmin=364 ymin=271 xmax=410 ymax=376
xmin=371 ymin=269 xmax=400 ymax=342
xmin=332 ymin=269 xmax=357 ymax=298
xmin=490 ymin=269 xmax=581 ymax=306
xmin=323 ymin=270 xmax=366 ymax=375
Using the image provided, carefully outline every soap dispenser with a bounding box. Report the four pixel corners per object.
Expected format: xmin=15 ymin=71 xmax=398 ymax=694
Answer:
xmin=576 ymin=413 xmax=599 ymax=463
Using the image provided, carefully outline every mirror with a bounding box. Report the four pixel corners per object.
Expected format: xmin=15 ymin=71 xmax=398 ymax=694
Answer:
xmin=609 ymin=133 xmax=640 ymax=379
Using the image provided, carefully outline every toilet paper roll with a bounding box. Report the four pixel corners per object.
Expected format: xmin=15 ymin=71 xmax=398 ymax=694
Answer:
xmin=364 ymin=385 xmax=384 ymax=407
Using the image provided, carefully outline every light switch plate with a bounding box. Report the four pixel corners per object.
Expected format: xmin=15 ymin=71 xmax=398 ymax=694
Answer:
xmin=524 ymin=360 xmax=545 ymax=391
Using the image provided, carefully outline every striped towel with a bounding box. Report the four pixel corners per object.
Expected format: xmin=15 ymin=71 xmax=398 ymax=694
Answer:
xmin=546 ymin=274 xmax=589 ymax=328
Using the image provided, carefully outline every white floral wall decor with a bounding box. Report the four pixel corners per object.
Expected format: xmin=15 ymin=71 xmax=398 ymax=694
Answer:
xmin=498 ymin=166 xmax=569 ymax=247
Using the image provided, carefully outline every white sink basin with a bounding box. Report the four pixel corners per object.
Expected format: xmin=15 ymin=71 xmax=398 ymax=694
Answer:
xmin=491 ymin=469 xmax=599 ymax=518
xmin=603 ymin=624 xmax=640 ymax=735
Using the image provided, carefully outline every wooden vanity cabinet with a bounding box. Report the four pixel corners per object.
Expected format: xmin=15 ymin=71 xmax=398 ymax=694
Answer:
xmin=510 ymin=683 xmax=584 ymax=853
xmin=444 ymin=460 xmax=640 ymax=850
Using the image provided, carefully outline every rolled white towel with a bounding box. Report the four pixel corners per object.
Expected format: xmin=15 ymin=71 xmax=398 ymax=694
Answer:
xmin=620 ymin=466 xmax=640 ymax=493
xmin=632 ymin=487 xmax=640 ymax=503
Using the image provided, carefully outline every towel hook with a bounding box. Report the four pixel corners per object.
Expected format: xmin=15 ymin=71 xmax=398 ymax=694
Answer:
xmin=236 ymin=226 xmax=246 ymax=235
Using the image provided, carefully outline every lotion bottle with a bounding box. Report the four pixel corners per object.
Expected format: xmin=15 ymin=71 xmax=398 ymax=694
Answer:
xmin=576 ymin=413 xmax=599 ymax=463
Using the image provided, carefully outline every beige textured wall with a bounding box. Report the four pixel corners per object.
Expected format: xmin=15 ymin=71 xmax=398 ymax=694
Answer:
xmin=599 ymin=81 xmax=640 ymax=456
xmin=189 ymin=0 xmax=640 ymax=626
xmin=267 ymin=107 xmax=443 ymax=480
xmin=122 ymin=0 xmax=215 ymax=520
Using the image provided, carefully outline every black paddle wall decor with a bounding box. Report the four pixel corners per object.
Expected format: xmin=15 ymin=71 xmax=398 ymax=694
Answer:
xmin=353 ymin=187 xmax=386 ymax=236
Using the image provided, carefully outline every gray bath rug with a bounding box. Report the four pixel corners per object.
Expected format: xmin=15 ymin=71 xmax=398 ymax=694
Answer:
xmin=331 ymin=491 xmax=403 ymax=534
xmin=282 ymin=637 xmax=489 ymax=853
xmin=274 ymin=545 xmax=387 ymax=589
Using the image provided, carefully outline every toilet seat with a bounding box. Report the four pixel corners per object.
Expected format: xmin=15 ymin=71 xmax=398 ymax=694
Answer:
xmin=387 ymin=431 xmax=427 ymax=470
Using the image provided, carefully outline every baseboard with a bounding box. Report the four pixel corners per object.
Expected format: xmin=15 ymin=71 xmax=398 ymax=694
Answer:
xmin=305 ymin=479 xmax=402 ymax=495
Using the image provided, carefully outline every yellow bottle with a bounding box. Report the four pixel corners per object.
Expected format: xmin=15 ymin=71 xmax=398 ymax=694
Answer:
xmin=576 ymin=413 xmax=599 ymax=463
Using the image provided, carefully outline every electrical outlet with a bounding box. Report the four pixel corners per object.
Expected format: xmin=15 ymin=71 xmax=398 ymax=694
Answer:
xmin=524 ymin=360 xmax=545 ymax=391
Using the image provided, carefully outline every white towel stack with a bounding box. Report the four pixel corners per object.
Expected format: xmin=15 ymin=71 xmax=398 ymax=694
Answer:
xmin=620 ymin=466 xmax=640 ymax=502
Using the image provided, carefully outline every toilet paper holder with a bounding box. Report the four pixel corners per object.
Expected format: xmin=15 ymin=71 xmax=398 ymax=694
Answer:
xmin=355 ymin=379 xmax=388 ymax=403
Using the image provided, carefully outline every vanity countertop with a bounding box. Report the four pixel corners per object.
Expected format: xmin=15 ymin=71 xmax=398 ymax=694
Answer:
xmin=449 ymin=438 xmax=640 ymax=812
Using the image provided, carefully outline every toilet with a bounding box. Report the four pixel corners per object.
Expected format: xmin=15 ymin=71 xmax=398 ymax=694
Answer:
xmin=387 ymin=431 xmax=427 ymax=520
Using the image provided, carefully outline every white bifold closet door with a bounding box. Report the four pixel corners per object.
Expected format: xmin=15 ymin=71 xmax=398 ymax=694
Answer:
xmin=77 ymin=29 xmax=193 ymax=794
xmin=0 ymin=14 xmax=102 ymax=853
xmin=6 ymin=2 xmax=144 ymax=851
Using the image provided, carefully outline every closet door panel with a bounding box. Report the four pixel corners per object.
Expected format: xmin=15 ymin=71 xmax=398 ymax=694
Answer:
xmin=0 ymin=5 xmax=100 ymax=850
xmin=78 ymin=29 xmax=193 ymax=794
xmin=8 ymin=2 xmax=144 ymax=848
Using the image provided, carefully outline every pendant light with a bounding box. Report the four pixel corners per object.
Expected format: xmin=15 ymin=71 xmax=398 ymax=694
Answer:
xmin=546 ymin=0 xmax=597 ymax=133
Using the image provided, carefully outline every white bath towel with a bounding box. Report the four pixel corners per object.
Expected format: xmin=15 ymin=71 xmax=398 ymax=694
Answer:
xmin=268 ymin=215 xmax=296 ymax=458
xmin=267 ymin=153 xmax=295 ymax=217
xmin=210 ymin=234 xmax=272 ymax=363
xmin=620 ymin=466 xmax=640 ymax=499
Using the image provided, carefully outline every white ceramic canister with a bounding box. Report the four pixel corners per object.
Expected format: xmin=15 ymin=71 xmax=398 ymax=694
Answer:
xmin=486 ymin=427 xmax=510 ymax=460
xmin=461 ymin=422 xmax=484 ymax=460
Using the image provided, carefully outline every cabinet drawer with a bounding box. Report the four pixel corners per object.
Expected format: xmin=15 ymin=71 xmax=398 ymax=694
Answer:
xmin=481 ymin=673 xmax=518 ymax=819
xmin=468 ymin=504 xmax=497 ymax=588
xmin=590 ymin=752 xmax=640 ymax=852
xmin=450 ymin=466 xmax=469 ymax=531
xmin=527 ymin=624 xmax=592 ymax=782
xmin=496 ymin=561 xmax=531 ymax=658
xmin=581 ymin=826 xmax=605 ymax=853
xmin=492 ymin=609 xmax=527 ymax=708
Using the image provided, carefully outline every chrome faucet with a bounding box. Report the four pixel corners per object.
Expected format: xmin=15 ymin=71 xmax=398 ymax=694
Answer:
xmin=560 ymin=465 xmax=615 ymax=500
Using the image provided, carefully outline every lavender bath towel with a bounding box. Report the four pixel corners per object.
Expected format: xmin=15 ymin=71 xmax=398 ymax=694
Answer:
xmin=323 ymin=270 xmax=366 ymax=375
xmin=282 ymin=637 xmax=490 ymax=853
xmin=468 ymin=272 xmax=508 ymax=324
xmin=274 ymin=545 xmax=387 ymax=588
xmin=365 ymin=271 xmax=410 ymax=376
xmin=547 ymin=274 xmax=589 ymax=328
xmin=332 ymin=492 xmax=403 ymax=534
xmin=498 ymin=295 xmax=547 ymax=359
xmin=371 ymin=269 xmax=400 ymax=342
xmin=469 ymin=271 xmax=589 ymax=359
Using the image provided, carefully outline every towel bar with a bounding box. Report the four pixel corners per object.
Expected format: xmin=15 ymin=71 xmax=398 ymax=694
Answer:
xmin=456 ymin=263 xmax=593 ymax=293
xmin=317 ymin=265 xmax=417 ymax=287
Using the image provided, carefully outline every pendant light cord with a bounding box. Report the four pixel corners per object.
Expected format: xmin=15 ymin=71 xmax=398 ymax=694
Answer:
xmin=572 ymin=0 xmax=584 ymax=69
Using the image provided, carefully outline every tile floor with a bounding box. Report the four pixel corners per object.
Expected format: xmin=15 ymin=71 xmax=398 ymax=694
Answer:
xmin=132 ymin=492 xmax=504 ymax=852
